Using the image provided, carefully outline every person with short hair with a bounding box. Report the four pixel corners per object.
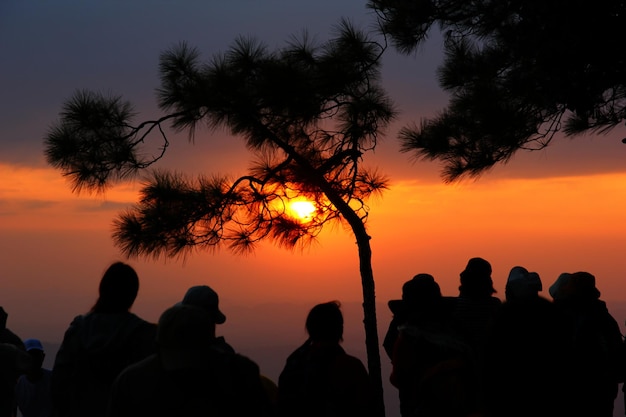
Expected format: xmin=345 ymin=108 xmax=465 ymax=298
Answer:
xmin=277 ymin=301 xmax=374 ymax=417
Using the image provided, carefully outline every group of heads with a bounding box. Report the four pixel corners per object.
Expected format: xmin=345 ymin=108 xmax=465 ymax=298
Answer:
xmin=390 ymin=257 xmax=496 ymax=314
xmin=505 ymin=267 xmax=601 ymax=302
xmin=93 ymin=261 xmax=226 ymax=323
xmin=95 ymin=261 xmax=346 ymax=342
xmin=393 ymin=257 xmax=602 ymax=309
xmin=93 ymin=262 xmax=228 ymax=362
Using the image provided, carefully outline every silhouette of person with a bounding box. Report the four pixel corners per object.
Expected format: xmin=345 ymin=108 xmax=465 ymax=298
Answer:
xmin=277 ymin=301 xmax=374 ymax=417
xmin=107 ymin=303 xmax=271 ymax=417
xmin=482 ymin=266 xmax=574 ymax=417
xmin=0 ymin=306 xmax=30 ymax=417
xmin=451 ymin=258 xmax=501 ymax=344
xmin=180 ymin=284 xmax=278 ymax=411
xmin=178 ymin=285 xmax=235 ymax=354
xmin=552 ymin=271 xmax=623 ymax=417
xmin=548 ymin=272 xmax=572 ymax=301
xmin=389 ymin=274 xmax=477 ymax=417
xmin=15 ymin=338 xmax=53 ymax=417
xmin=384 ymin=274 xmax=457 ymax=360
xmin=51 ymin=262 xmax=157 ymax=417
xmin=0 ymin=307 xmax=25 ymax=350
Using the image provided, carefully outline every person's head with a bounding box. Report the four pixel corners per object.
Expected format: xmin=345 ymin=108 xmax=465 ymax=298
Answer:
xmin=505 ymin=266 xmax=542 ymax=301
xmin=179 ymin=285 xmax=226 ymax=325
xmin=24 ymin=338 xmax=45 ymax=369
xmin=549 ymin=273 xmax=572 ymax=301
xmin=402 ymin=273 xmax=442 ymax=310
xmin=459 ymin=257 xmax=496 ymax=298
xmin=566 ymin=271 xmax=601 ymax=300
xmin=305 ymin=301 xmax=343 ymax=343
xmin=91 ymin=262 xmax=139 ymax=313
xmin=156 ymin=304 xmax=215 ymax=370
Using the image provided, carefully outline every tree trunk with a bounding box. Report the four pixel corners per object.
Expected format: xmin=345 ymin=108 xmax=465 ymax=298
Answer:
xmin=316 ymin=188 xmax=386 ymax=417
xmin=354 ymin=228 xmax=386 ymax=417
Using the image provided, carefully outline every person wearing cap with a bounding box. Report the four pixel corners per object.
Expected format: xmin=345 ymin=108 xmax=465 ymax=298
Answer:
xmin=387 ymin=275 xmax=477 ymax=417
xmin=482 ymin=266 xmax=574 ymax=417
xmin=383 ymin=274 xmax=457 ymax=360
xmin=107 ymin=303 xmax=272 ymax=417
xmin=179 ymin=285 xmax=277 ymax=412
xmin=178 ymin=285 xmax=235 ymax=354
xmin=15 ymin=338 xmax=53 ymax=417
xmin=551 ymin=271 xmax=623 ymax=417
xmin=52 ymin=262 xmax=157 ymax=417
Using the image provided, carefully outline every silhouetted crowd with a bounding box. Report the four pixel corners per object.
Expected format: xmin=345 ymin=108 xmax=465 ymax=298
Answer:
xmin=0 ymin=258 xmax=625 ymax=417
xmin=384 ymin=258 xmax=625 ymax=417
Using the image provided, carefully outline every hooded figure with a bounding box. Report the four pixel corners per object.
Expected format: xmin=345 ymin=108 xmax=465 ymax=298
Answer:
xmin=458 ymin=257 xmax=496 ymax=299
xmin=451 ymin=258 xmax=501 ymax=354
xmin=553 ymin=272 xmax=623 ymax=417
xmin=384 ymin=274 xmax=449 ymax=358
xmin=505 ymin=266 xmax=542 ymax=302
xmin=483 ymin=266 xmax=574 ymax=417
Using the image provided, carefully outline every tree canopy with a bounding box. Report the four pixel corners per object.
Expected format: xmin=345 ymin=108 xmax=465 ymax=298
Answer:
xmin=44 ymin=20 xmax=394 ymax=417
xmin=369 ymin=0 xmax=626 ymax=181
xmin=45 ymin=22 xmax=394 ymax=257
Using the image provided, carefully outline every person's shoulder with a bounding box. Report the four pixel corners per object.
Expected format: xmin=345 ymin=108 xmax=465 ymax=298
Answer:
xmin=341 ymin=352 xmax=367 ymax=368
xmin=284 ymin=341 xmax=311 ymax=363
xmin=116 ymin=354 xmax=159 ymax=381
xmin=210 ymin=336 xmax=235 ymax=354
xmin=127 ymin=312 xmax=154 ymax=324
xmin=0 ymin=343 xmax=32 ymax=372
xmin=0 ymin=328 xmax=24 ymax=348
xmin=70 ymin=313 xmax=87 ymax=324
xmin=489 ymin=296 xmax=503 ymax=306
xmin=126 ymin=313 xmax=157 ymax=333
xmin=332 ymin=347 xmax=367 ymax=369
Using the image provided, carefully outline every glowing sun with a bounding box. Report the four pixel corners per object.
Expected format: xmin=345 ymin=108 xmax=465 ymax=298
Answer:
xmin=288 ymin=200 xmax=316 ymax=221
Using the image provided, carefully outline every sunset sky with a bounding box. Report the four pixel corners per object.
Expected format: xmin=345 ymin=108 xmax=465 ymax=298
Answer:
xmin=2 ymin=3 xmax=626 ymax=412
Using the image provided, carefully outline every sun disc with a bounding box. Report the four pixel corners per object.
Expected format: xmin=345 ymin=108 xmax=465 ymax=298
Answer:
xmin=289 ymin=200 xmax=316 ymax=221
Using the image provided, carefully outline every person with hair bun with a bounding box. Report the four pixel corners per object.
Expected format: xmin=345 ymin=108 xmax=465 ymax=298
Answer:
xmin=51 ymin=262 xmax=157 ymax=417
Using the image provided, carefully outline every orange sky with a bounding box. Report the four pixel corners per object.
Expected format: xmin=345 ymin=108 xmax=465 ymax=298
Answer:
xmin=3 ymin=161 xmax=626 ymax=341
